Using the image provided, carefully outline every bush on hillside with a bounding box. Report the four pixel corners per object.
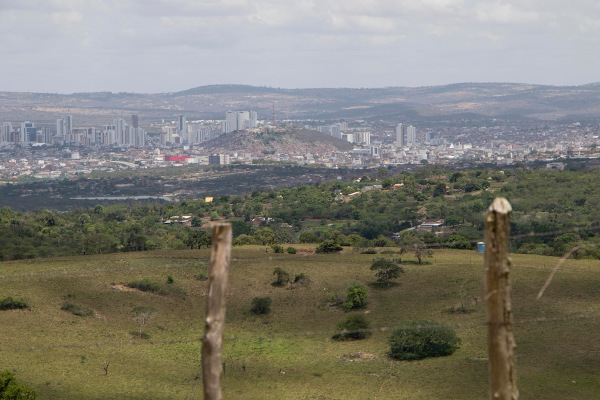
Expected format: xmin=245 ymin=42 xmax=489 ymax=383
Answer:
xmin=61 ymin=302 xmax=94 ymax=317
xmin=286 ymin=246 xmax=297 ymax=254
xmin=250 ymin=296 xmax=272 ymax=315
xmin=126 ymin=279 xmax=161 ymax=294
xmin=333 ymin=314 xmax=372 ymax=341
xmin=272 ymin=267 xmax=290 ymax=287
xmin=0 ymin=370 xmax=37 ymax=399
xmin=388 ymin=320 xmax=460 ymax=360
xmin=0 ymin=297 xmax=29 ymax=311
xmin=343 ymin=284 xmax=368 ymax=311
xmin=316 ymin=240 xmax=343 ymax=254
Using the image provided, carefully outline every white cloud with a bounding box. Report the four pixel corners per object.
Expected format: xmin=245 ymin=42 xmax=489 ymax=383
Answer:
xmin=1 ymin=0 xmax=600 ymax=92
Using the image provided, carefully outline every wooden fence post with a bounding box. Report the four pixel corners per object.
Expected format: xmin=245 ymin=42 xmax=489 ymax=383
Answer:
xmin=484 ymin=197 xmax=518 ymax=400
xmin=202 ymin=223 xmax=232 ymax=400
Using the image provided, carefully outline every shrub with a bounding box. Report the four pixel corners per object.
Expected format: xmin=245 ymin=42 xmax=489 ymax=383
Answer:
xmin=272 ymin=267 xmax=290 ymax=287
xmin=271 ymin=244 xmax=284 ymax=253
xmin=293 ymin=273 xmax=311 ymax=287
xmin=360 ymin=248 xmax=377 ymax=254
xmin=0 ymin=297 xmax=29 ymax=310
xmin=61 ymin=302 xmax=94 ymax=317
xmin=343 ymin=284 xmax=368 ymax=311
xmin=333 ymin=314 xmax=371 ymax=341
xmin=250 ymin=296 xmax=272 ymax=315
xmin=286 ymin=246 xmax=297 ymax=254
xmin=0 ymin=370 xmax=37 ymax=399
xmin=388 ymin=320 xmax=461 ymax=360
xmin=166 ymin=275 xmax=174 ymax=284
xmin=127 ymin=279 xmax=161 ymax=293
xmin=196 ymin=272 xmax=208 ymax=281
xmin=316 ymin=240 xmax=343 ymax=254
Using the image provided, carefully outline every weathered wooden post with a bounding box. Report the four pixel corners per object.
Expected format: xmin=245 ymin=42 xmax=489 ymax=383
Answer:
xmin=484 ymin=198 xmax=518 ymax=400
xmin=202 ymin=223 xmax=232 ymax=400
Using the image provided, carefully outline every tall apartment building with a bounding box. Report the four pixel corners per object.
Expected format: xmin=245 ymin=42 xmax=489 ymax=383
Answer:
xmin=1 ymin=122 xmax=12 ymax=143
xmin=396 ymin=123 xmax=416 ymax=147
xmin=20 ymin=121 xmax=36 ymax=142
xmin=224 ymin=111 xmax=257 ymax=133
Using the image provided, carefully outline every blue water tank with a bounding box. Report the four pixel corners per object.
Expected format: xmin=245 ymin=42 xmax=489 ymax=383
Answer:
xmin=477 ymin=242 xmax=485 ymax=253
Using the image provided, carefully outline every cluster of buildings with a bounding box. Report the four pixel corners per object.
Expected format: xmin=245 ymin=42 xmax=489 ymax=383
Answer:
xmin=2 ymin=109 xmax=600 ymax=181
xmin=2 ymin=115 xmax=147 ymax=147
xmin=1 ymin=110 xmax=259 ymax=149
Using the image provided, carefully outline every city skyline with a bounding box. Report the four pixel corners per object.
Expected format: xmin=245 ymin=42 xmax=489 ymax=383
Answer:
xmin=0 ymin=1 xmax=599 ymax=94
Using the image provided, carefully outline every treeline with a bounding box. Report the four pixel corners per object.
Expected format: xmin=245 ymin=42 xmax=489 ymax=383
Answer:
xmin=2 ymin=166 xmax=600 ymax=261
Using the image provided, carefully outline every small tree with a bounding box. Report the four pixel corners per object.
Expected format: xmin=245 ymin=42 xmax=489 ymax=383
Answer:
xmin=132 ymin=306 xmax=156 ymax=338
xmin=250 ymin=296 xmax=272 ymax=315
xmin=388 ymin=320 xmax=460 ymax=360
xmin=333 ymin=314 xmax=371 ymax=341
xmin=370 ymin=258 xmax=404 ymax=289
xmin=344 ymin=284 xmax=368 ymax=311
xmin=272 ymin=267 xmax=290 ymax=287
xmin=399 ymin=232 xmax=433 ymax=264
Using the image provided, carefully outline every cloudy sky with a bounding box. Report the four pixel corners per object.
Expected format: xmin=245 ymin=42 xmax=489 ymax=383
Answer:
xmin=1 ymin=0 xmax=599 ymax=93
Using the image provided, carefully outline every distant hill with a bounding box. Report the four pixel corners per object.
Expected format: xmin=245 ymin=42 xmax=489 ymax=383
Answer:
xmin=200 ymin=128 xmax=354 ymax=154
xmin=2 ymin=83 xmax=600 ymax=126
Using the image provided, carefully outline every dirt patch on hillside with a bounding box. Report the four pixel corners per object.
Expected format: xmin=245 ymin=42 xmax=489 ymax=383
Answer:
xmin=336 ymin=352 xmax=376 ymax=362
xmin=110 ymin=284 xmax=137 ymax=292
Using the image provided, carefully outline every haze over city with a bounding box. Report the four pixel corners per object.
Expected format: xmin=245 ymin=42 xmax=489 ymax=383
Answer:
xmin=1 ymin=0 xmax=599 ymax=94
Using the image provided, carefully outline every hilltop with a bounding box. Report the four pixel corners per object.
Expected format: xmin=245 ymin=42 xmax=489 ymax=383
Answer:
xmin=200 ymin=128 xmax=353 ymax=154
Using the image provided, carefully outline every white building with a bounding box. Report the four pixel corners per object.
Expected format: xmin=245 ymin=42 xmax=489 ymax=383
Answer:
xmin=224 ymin=111 xmax=258 ymax=133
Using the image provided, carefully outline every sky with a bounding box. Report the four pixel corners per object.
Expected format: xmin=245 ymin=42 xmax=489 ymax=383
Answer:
xmin=1 ymin=0 xmax=599 ymax=93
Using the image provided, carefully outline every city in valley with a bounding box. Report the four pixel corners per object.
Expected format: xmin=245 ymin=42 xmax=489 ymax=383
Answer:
xmin=1 ymin=84 xmax=600 ymax=183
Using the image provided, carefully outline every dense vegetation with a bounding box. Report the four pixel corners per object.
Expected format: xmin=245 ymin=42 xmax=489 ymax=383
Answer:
xmin=2 ymin=166 xmax=600 ymax=261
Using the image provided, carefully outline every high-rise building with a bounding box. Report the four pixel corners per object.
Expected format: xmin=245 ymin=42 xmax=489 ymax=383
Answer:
xmin=65 ymin=115 xmax=72 ymax=135
xmin=20 ymin=121 xmax=35 ymax=142
xmin=355 ymin=131 xmax=371 ymax=145
xmin=1 ymin=122 xmax=12 ymax=143
xmin=132 ymin=114 xmax=139 ymax=129
xmin=224 ymin=111 xmax=257 ymax=133
xmin=406 ymin=125 xmax=416 ymax=146
xmin=396 ymin=123 xmax=416 ymax=147
xmin=396 ymin=123 xmax=404 ymax=147
xmin=113 ymin=118 xmax=126 ymax=145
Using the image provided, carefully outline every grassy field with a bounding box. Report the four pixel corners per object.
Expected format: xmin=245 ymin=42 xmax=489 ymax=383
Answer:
xmin=1 ymin=247 xmax=599 ymax=399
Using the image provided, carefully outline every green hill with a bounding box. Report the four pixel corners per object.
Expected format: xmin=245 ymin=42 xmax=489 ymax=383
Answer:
xmin=1 ymin=247 xmax=599 ymax=399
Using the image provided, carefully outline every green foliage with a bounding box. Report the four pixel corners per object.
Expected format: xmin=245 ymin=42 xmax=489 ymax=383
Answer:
xmin=370 ymin=258 xmax=404 ymax=289
xmin=253 ymin=227 xmax=275 ymax=245
xmin=166 ymin=275 xmax=174 ymax=284
xmin=272 ymin=267 xmax=290 ymax=287
xmin=0 ymin=370 xmax=37 ymax=399
xmin=316 ymin=240 xmax=343 ymax=254
xmin=293 ymin=273 xmax=310 ymax=286
xmin=271 ymin=244 xmax=284 ymax=253
xmin=398 ymin=232 xmax=433 ymax=264
xmin=343 ymin=284 xmax=368 ymax=311
xmin=250 ymin=296 xmax=272 ymax=315
xmin=299 ymin=231 xmax=320 ymax=243
xmin=332 ymin=314 xmax=372 ymax=341
xmin=61 ymin=302 xmax=94 ymax=317
xmin=388 ymin=320 xmax=461 ymax=360
xmin=0 ymin=297 xmax=29 ymax=310
xmin=127 ymin=279 xmax=162 ymax=294
xmin=233 ymin=234 xmax=256 ymax=246
xmin=286 ymin=246 xmax=297 ymax=254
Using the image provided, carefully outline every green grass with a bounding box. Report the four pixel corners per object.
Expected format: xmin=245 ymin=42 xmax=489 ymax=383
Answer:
xmin=0 ymin=248 xmax=599 ymax=399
